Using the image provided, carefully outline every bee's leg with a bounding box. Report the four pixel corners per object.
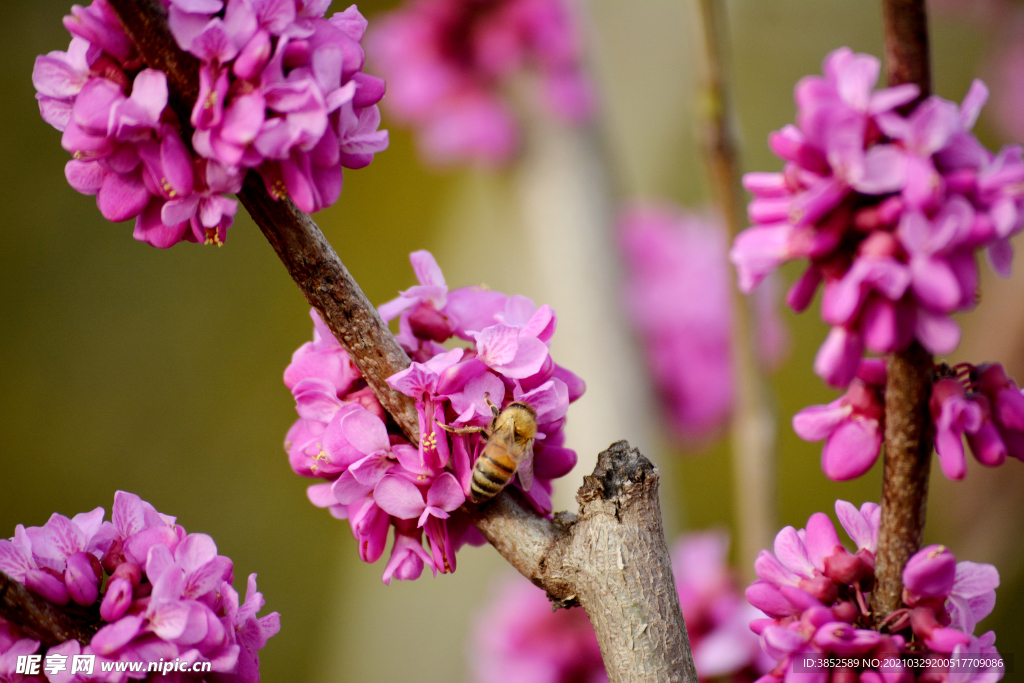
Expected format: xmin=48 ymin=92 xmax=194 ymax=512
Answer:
xmin=436 ymin=420 xmax=485 ymax=436
xmin=483 ymin=393 xmax=500 ymax=417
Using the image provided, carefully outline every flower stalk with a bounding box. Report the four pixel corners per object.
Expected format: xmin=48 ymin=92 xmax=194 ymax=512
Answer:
xmin=871 ymin=0 xmax=935 ymax=622
xmin=694 ymin=0 xmax=777 ymax=575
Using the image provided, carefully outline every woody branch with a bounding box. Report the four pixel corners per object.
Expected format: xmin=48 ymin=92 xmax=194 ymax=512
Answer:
xmin=871 ymin=0 xmax=934 ymax=621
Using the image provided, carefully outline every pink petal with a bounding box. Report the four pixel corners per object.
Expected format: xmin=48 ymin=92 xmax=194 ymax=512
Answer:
xmin=804 ymin=513 xmax=842 ymax=572
xmin=915 ymin=310 xmax=961 ymax=354
xmin=793 ymin=400 xmax=850 ymax=441
xmin=373 ymin=475 xmax=426 ymax=520
xmin=911 ymin=257 xmax=962 ymax=311
xmin=533 ymin=445 xmax=577 ymax=480
xmin=822 ymin=419 xmax=882 ymax=480
xmin=98 ymin=169 xmax=151 ymax=222
xmin=174 ymin=533 xmax=217 ymax=574
xmin=960 ymin=79 xmax=989 ymax=130
xmin=835 ymin=500 xmax=873 ymax=551
xmin=306 ymin=482 xmax=336 ymax=508
xmin=852 ymin=144 xmax=907 ymax=194
xmin=426 ymin=473 xmax=465 ymax=512
xmin=814 ymin=327 xmax=864 ymax=388
xmin=349 ymin=452 xmax=393 ymax=487
xmin=332 ymin=469 xmax=373 ymax=505
xmin=0 ymin=539 xmax=33 ymax=581
xmin=774 ymin=527 xmax=814 ymax=577
xmin=91 ymin=615 xmax=144 ymax=655
xmin=341 ymin=409 xmax=390 ymax=456
xmin=474 ymin=323 xmax=521 ymax=365
xmin=493 ymin=335 xmax=549 ymax=379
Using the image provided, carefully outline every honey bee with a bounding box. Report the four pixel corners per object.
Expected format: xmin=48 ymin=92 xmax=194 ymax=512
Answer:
xmin=440 ymin=397 xmax=537 ymax=503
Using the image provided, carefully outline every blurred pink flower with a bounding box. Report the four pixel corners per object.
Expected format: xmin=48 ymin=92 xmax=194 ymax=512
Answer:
xmin=619 ymin=204 xmax=788 ymax=442
xmin=367 ymin=0 xmax=594 ymax=166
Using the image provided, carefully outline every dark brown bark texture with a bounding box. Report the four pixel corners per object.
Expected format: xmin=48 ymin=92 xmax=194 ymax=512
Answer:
xmin=0 ymin=571 xmax=99 ymax=647
xmin=872 ymin=0 xmax=934 ymax=622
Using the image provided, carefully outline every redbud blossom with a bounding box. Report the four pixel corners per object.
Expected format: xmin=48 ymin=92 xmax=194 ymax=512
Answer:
xmin=291 ymin=251 xmax=585 ymax=582
xmin=618 ymin=204 xmax=789 ymax=442
xmin=732 ymin=47 xmax=1024 ymax=387
xmin=928 ymin=362 xmax=1024 ymax=479
xmin=0 ymin=491 xmax=279 ymax=682
xmin=793 ymin=359 xmax=885 ymax=480
xmin=749 ymin=502 xmax=1004 ymax=683
xmin=35 ymin=0 xmax=388 ymax=247
xmin=367 ymin=0 xmax=594 ymax=165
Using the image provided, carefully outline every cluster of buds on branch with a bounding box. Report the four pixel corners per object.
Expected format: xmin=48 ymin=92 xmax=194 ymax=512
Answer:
xmin=748 ymin=503 xmax=1002 ymax=682
xmin=732 ymin=48 xmax=1024 ymax=388
xmin=286 ymin=251 xmax=585 ymax=582
xmin=34 ymin=0 xmax=387 ymax=247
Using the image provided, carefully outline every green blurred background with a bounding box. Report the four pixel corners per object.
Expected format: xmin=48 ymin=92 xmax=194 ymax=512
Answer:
xmin=1 ymin=0 xmax=1021 ymax=681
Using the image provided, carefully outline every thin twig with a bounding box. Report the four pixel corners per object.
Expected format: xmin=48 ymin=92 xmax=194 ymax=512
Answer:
xmin=694 ymin=0 xmax=777 ymax=577
xmin=871 ymin=0 xmax=934 ymax=621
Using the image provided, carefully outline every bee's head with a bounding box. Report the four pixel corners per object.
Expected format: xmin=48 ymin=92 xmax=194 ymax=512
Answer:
xmin=506 ymin=402 xmax=538 ymax=439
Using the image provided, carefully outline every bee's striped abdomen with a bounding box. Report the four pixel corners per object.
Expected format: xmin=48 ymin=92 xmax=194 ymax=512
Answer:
xmin=470 ymin=449 xmax=517 ymax=503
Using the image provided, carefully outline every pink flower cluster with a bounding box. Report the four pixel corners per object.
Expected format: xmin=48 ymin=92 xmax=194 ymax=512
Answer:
xmin=470 ymin=532 xmax=769 ymax=683
xmin=748 ymin=501 xmax=1003 ymax=683
xmin=731 ymin=47 xmax=1024 ymax=388
xmin=794 ymin=359 xmax=1024 ymax=482
xmin=286 ymin=250 xmax=584 ymax=583
xmin=367 ymin=0 xmax=593 ymax=165
xmin=793 ymin=358 xmax=886 ymax=481
xmin=34 ymin=0 xmax=387 ymax=248
xmin=0 ymin=491 xmax=279 ymax=682
xmin=617 ymin=206 xmax=735 ymax=441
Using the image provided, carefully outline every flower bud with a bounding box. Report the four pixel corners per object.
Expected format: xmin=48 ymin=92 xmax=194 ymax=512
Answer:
xmin=111 ymin=561 xmax=142 ymax=586
xmin=903 ymin=545 xmax=956 ymax=603
xmin=100 ymin=577 xmax=133 ymax=621
xmin=407 ymin=302 xmax=452 ymax=343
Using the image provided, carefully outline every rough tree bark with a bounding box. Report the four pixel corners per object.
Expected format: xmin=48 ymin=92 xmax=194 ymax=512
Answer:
xmin=0 ymin=2 xmax=702 ymax=681
xmin=694 ymin=0 xmax=777 ymax=578
xmin=871 ymin=0 xmax=935 ymax=621
xmin=469 ymin=442 xmax=697 ymax=683
xmin=0 ymin=571 xmax=99 ymax=646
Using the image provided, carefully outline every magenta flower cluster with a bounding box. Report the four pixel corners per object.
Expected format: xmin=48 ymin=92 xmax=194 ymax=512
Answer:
xmin=794 ymin=359 xmax=1024 ymax=482
xmin=731 ymin=47 xmax=1024 ymax=388
xmin=471 ymin=532 xmax=769 ymax=683
xmin=33 ymin=0 xmax=387 ymax=248
xmin=367 ymin=0 xmax=593 ymax=165
xmin=747 ymin=501 xmax=1003 ymax=683
xmin=0 ymin=491 xmax=279 ymax=682
xmin=285 ymin=250 xmax=585 ymax=583
xmin=793 ymin=358 xmax=886 ymax=481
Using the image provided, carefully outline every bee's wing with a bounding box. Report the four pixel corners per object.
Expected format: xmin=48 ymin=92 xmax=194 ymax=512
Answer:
xmin=517 ymin=439 xmax=535 ymax=491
